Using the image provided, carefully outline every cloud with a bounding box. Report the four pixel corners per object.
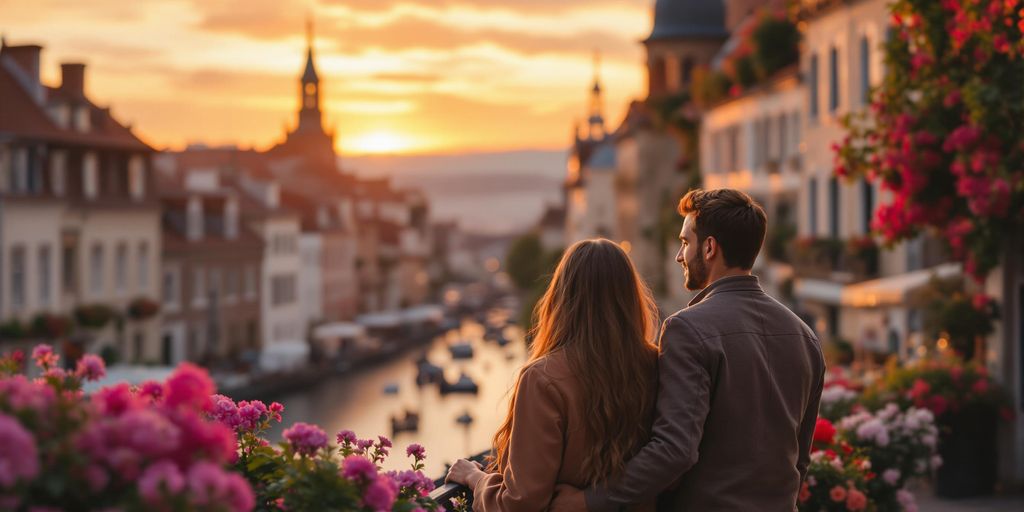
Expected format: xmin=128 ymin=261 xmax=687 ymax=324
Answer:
xmin=369 ymin=72 xmax=440 ymax=83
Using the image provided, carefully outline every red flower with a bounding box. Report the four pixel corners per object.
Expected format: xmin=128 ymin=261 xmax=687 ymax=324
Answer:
xmin=972 ymin=293 xmax=992 ymax=311
xmin=813 ymin=418 xmax=836 ymax=447
xmin=927 ymin=395 xmax=950 ymax=416
xmin=799 ymin=482 xmax=811 ymax=503
xmin=908 ymin=378 xmax=931 ymax=400
xmin=972 ymin=379 xmax=990 ymax=394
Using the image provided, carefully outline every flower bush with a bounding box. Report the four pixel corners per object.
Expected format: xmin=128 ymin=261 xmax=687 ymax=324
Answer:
xmin=0 ymin=344 xmax=442 ymax=512
xmin=836 ymin=405 xmax=941 ymax=510
xmin=0 ymin=344 xmax=252 ymax=511
xmin=128 ymin=298 xmax=161 ymax=321
xmin=835 ymin=0 xmax=1024 ymax=280
xmin=798 ymin=435 xmax=875 ymax=512
xmin=209 ymin=394 xmax=438 ymax=512
xmin=820 ymin=384 xmax=862 ymax=422
xmin=862 ymin=357 xmax=1012 ymax=421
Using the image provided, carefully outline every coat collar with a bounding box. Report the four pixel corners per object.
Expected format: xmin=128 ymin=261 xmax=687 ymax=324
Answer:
xmin=687 ymin=274 xmax=763 ymax=307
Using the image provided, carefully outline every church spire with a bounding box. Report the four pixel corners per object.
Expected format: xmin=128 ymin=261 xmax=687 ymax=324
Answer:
xmin=297 ymin=12 xmax=323 ymax=134
xmin=587 ymin=50 xmax=606 ymax=141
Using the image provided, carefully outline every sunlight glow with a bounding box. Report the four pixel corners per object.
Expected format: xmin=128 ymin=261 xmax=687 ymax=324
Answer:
xmin=345 ymin=131 xmax=416 ymax=155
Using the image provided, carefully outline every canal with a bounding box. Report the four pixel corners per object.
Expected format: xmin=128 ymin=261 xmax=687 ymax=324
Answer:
xmin=267 ymin=315 xmax=528 ymax=476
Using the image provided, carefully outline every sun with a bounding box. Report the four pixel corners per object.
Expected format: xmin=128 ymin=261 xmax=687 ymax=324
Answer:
xmin=345 ymin=131 xmax=414 ymax=155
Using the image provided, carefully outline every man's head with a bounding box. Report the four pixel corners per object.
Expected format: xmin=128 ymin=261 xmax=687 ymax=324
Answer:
xmin=675 ymin=188 xmax=768 ymax=290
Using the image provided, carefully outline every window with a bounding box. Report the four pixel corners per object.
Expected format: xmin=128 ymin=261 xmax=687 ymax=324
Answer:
xmin=244 ymin=265 xmax=256 ymax=299
xmin=163 ymin=267 xmax=179 ymax=307
xmin=208 ymin=268 xmax=222 ymax=301
xmin=90 ymin=243 xmax=104 ymax=294
xmin=138 ymin=242 xmax=150 ymax=292
xmin=271 ymin=274 xmax=297 ymax=306
xmin=225 ymin=268 xmax=238 ymax=300
xmin=10 ymin=246 xmax=26 ymax=310
xmin=861 ymin=178 xmax=875 ymax=234
xmin=193 ymin=266 xmax=206 ymax=306
xmin=829 ymin=177 xmax=841 ymax=237
xmin=83 ymin=152 xmax=99 ymax=198
xmin=808 ymin=53 xmax=819 ymax=120
xmin=860 ymin=36 xmax=871 ymax=105
xmin=828 ymin=46 xmax=839 ymax=113
xmin=115 ymin=243 xmax=128 ymax=293
xmin=808 ymin=178 xmax=818 ymax=235
xmin=11 ymin=148 xmax=28 ymax=193
xmin=62 ymin=244 xmax=77 ymax=294
xmin=129 ymin=155 xmax=145 ymax=200
xmin=778 ymin=114 xmax=788 ymax=160
xmin=50 ymin=150 xmax=67 ymax=196
xmin=38 ymin=245 xmax=51 ymax=307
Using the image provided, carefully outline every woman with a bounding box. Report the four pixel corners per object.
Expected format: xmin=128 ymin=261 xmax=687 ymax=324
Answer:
xmin=446 ymin=239 xmax=660 ymax=511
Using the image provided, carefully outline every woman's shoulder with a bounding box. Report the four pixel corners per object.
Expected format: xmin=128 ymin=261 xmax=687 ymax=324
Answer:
xmin=524 ymin=351 xmax=574 ymax=382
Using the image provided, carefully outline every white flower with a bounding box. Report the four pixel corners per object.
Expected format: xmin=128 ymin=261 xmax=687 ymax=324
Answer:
xmin=897 ymin=489 xmax=918 ymax=512
xmin=931 ymin=455 xmax=943 ymax=469
xmin=807 ymin=476 xmax=817 ymax=487
xmin=831 ymin=458 xmax=845 ymax=471
xmin=921 ymin=434 xmax=937 ymax=448
xmin=882 ymin=468 xmax=901 ymax=485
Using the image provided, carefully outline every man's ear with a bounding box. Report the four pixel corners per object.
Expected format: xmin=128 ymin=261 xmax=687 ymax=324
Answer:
xmin=704 ymin=236 xmax=717 ymax=261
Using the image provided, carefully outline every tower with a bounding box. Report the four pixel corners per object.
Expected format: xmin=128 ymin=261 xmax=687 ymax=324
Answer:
xmin=297 ymin=15 xmax=323 ymax=134
xmin=587 ymin=51 xmax=606 ymax=141
xmin=644 ymin=0 xmax=729 ymax=98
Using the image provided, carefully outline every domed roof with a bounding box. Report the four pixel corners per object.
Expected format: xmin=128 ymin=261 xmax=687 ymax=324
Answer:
xmin=647 ymin=0 xmax=728 ymax=42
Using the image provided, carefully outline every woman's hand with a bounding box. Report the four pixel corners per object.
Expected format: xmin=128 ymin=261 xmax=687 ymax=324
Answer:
xmin=445 ymin=459 xmax=486 ymax=490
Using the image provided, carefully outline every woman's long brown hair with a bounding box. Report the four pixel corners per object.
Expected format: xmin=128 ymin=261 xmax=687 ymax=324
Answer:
xmin=489 ymin=238 xmax=660 ymax=486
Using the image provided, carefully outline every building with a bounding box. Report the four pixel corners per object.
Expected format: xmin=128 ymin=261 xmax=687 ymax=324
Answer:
xmin=159 ymin=181 xmax=263 ymax=366
xmin=0 ymin=41 xmax=161 ymax=363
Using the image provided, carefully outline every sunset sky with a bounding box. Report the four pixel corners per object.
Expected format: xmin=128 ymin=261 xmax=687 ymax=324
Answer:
xmin=3 ymin=0 xmax=653 ymax=155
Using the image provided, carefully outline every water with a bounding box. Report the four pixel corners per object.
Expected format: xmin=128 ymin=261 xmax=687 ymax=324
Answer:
xmin=267 ymin=318 xmax=528 ymax=476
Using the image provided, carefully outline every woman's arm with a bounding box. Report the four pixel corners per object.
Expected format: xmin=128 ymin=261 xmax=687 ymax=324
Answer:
xmin=472 ymin=365 xmax=566 ymax=512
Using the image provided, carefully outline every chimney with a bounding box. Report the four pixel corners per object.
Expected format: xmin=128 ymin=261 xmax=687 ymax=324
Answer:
xmin=60 ymin=63 xmax=85 ymax=98
xmin=2 ymin=44 xmax=44 ymax=103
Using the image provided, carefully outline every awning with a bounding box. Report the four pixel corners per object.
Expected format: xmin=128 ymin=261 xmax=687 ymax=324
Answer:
xmin=356 ymin=312 xmax=403 ymax=329
xmin=840 ymin=262 xmax=961 ymax=308
xmin=794 ymin=278 xmax=845 ymax=305
xmin=312 ymin=322 xmax=366 ymax=340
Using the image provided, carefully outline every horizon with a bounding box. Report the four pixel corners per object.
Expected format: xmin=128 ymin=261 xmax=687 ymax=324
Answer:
xmin=3 ymin=0 xmax=652 ymax=156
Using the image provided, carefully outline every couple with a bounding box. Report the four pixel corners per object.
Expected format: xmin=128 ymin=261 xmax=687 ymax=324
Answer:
xmin=446 ymin=188 xmax=825 ymax=511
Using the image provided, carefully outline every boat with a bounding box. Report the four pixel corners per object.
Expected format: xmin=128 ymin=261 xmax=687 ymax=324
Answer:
xmin=382 ymin=383 xmax=399 ymax=395
xmin=448 ymin=342 xmax=474 ymax=360
xmin=391 ymin=410 xmax=420 ymax=435
xmin=415 ymin=356 xmax=444 ymax=386
xmin=456 ymin=411 xmax=474 ymax=426
xmin=440 ymin=373 xmax=479 ymax=395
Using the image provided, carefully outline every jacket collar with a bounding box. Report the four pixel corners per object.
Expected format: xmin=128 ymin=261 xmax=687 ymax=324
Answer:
xmin=687 ymin=274 xmax=763 ymax=307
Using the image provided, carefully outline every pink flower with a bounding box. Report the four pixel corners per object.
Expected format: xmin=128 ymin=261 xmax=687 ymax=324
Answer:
xmin=268 ymin=402 xmax=284 ymax=422
xmin=84 ymin=464 xmax=109 ymax=492
xmin=116 ymin=409 xmax=182 ymax=458
xmin=31 ymin=345 xmax=59 ymax=369
xmin=406 ymin=443 xmax=426 ymax=460
xmin=0 ymin=413 xmax=39 ymax=487
xmin=883 ymin=468 xmax=901 ymax=485
xmin=972 ymin=293 xmax=992 ymax=312
xmin=138 ymin=380 xmax=164 ymax=402
xmin=283 ymin=422 xmax=327 ymax=456
xmin=972 ymin=379 xmax=990 ymax=394
xmin=341 ymin=455 xmax=377 ymax=481
xmin=829 ymin=485 xmax=847 ymax=502
xmin=846 ymin=488 xmax=868 ymax=510
xmin=337 ymin=429 xmax=357 ymax=446
xmin=75 ymin=354 xmax=106 ymax=382
xmin=164 ymin=363 xmax=214 ymax=411
xmin=377 ymin=435 xmax=392 ymax=449
xmin=138 ymin=461 xmax=185 ymax=504
xmin=356 ymin=438 xmax=374 ymax=453
xmin=187 ymin=461 xmax=228 ymax=505
xmin=363 ymin=475 xmax=398 ymax=512
xmin=95 ymin=383 xmax=138 ymax=415
xmin=210 ymin=394 xmax=241 ymax=429
xmin=222 ymin=471 xmax=256 ymax=512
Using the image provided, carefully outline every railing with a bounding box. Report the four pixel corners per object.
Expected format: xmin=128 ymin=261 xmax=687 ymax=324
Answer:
xmin=428 ymin=450 xmax=491 ymax=511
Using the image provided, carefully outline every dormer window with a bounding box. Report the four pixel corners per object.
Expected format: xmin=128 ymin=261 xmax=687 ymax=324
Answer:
xmin=74 ymin=105 xmax=90 ymax=133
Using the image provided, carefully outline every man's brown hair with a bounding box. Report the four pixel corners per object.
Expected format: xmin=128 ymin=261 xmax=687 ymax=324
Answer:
xmin=678 ymin=188 xmax=767 ymax=270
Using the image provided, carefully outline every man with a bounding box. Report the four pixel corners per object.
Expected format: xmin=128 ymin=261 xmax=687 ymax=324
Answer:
xmin=559 ymin=188 xmax=824 ymax=511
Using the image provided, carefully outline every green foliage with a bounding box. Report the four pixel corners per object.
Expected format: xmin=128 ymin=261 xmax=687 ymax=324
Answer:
xmin=505 ymin=233 xmax=562 ymax=332
xmin=0 ymin=319 xmax=28 ymax=340
xmin=752 ymin=16 xmax=800 ymax=78
xmin=910 ymin=277 xmax=997 ymax=357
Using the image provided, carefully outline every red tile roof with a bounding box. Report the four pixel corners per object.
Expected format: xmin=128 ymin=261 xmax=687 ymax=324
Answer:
xmin=0 ymin=53 xmax=151 ymax=151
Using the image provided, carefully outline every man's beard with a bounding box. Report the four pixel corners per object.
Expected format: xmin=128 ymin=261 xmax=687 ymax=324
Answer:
xmin=684 ymin=253 xmax=710 ymax=291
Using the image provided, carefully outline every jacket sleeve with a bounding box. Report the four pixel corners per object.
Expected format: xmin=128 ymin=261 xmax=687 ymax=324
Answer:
xmin=474 ymin=365 xmax=566 ymax=512
xmin=584 ymin=315 xmax=712 ymax=512
xmin=797 ymin=353 xmax=825 ymax=480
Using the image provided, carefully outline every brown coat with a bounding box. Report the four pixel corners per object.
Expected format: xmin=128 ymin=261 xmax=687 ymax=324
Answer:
xmin=474 ymin=350 xmax=656 ymax=512
xmin=583 ymin=275 xmax=825 ymax=511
